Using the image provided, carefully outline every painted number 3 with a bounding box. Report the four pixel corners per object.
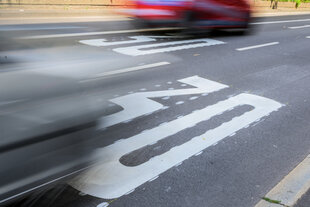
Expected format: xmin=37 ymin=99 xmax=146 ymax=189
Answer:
xmin=79 ymin=36 xmax=226 ymax=56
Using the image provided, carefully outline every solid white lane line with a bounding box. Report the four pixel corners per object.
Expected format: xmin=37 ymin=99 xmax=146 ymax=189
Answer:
xmin=90 ymin=62 xmax=170 ymax=79
xmin=255 ymin=154 xmax=310 ymax=207
xmin=306 ymin=36 xmax=310 ymax=38
xmin=18 ymin=27 xmax=181 ymax=39
xmin=236 ymin=42 xmax=279 ymax=51
xmin=251 ymin=18 xmax=310 ymax=25
xmin=288 ymin=25 xmax=310 ymax=29
xmin=0 ymin=26 xmax=85 ymax=31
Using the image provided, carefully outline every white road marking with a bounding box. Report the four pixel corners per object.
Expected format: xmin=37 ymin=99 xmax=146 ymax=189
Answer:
xmin=175 ymin=101 xmax=184 ymax=105
xmin=306 ymin=36 xmax=310 ymax=38
xmin=89 ymin=62 xmax=170 ymax=79
xmin=79 ymin=36 xmax=156 ymax=47
xmin=0 ymin=26 xmax=85 ymax=31
xmin=99 ymin=76 xmax=228 ymax=128
xmin=251 ymin=18 xmax=310 ymax=25
xmin=236 ymin=42 xmax=279 ymax=51
xmin=189 ymin=96 xmax=198 ymax=100
xmin=148 ymin=176 xmax=159 ymax=182
xmin=195 ymin=151 xmax=203 ymax=156
xmin=16 ymin=18 xmax=310 ymax=39
xmin=288 ymin=25 xmax=310 ymax=29
xmin=18 ymin=27 xmax=180 ymax=39
xmin=97 ymin=202 xmax=109 ymax=207
xmin=113 ymin=38 xmax=225 ymax=56
xmin=255 ymin=154 xmax=310 ymax=207
xmin=70 ymin=93 xmax=282 ymax=199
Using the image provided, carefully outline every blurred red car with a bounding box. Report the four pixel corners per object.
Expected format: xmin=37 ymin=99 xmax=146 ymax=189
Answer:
xmin=122 ymin=0 xmax=252 ymax=30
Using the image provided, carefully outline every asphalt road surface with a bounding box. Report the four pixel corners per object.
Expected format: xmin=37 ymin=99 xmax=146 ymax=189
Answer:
xmin=1 ymin=14 xmax=310 ymax=207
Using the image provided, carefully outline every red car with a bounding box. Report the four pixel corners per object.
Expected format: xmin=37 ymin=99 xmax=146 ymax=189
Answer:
xmin=123 ymin=0 xmax=252 ymax=30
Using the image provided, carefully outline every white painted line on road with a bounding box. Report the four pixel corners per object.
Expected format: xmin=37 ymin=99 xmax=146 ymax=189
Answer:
xmin=89 ymin=62 xmax=170 ymax=79
xmin=97 ymin=202 xmax=109 ymax=207
xmin=288 ymin=25 xmax=310 ymax=29
xmin=0 ymin=26 xmax=85 ymax=31
xmin=18 ymin=27 xmax=181 ymax=39
xmin=236 ymin=42 xmax=279 ymax=51
xmin=255 ymin=154 xmax=310 ymax=207
xmin=114 ymin=38 xmax=225 ymax=56
xmin=251 ymin=18 xmax=310 ymax=25
xmin=306 ymin=36 xmax=310 ymax=39
xmin=80 ymin=36 xmax=156 ymax=47
xmin=14 ymin=18 xmax=310 ymax=39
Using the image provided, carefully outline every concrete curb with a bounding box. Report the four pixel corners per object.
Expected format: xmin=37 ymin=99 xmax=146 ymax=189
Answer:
xmin=255 ymin=155 xmax=310 ymax=207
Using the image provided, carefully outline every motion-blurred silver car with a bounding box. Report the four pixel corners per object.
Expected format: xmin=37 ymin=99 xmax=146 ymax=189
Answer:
xmin=0 ymin=68 xmax=103 ymax=204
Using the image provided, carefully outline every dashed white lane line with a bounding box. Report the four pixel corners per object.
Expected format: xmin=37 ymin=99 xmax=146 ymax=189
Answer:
xmin=288 ymin=25 xmax=310 ymax=29
xmin=17 ymin=27 xmax=181 ymax=39
xmin=236 ymin=42 xmax=279 ymax=51
xmin=306 ymin=36 xmax=310 ymax=39
xmin=251 ymin=18 xmax=310 ymax=25
xmin=88 ymin=62 xmax=170 ymax=79
xmin=255 ymin=154 xmax=310 ymax=207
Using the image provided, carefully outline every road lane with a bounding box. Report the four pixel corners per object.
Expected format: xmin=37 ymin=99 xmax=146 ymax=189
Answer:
xmin=2 ymin=14 xmax=310 ymax=207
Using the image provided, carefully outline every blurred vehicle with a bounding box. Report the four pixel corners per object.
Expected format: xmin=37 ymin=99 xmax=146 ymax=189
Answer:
xmin=122 ymin=0 xmax=252 ymax=31
xmin=0 ymin=69 xmax=103 ymax=204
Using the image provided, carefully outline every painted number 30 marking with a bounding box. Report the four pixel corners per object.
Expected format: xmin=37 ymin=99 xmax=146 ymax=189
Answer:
xmin=70 ymin=76 xmax=283 ymax=199
xmin=79 ymin=36 xmax=225 ymax=56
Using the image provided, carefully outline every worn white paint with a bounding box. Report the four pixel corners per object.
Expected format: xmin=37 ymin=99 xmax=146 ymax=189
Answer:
xmin=79 ymin=36 xmax=156 ymax=47
xmin=70 ymin=93 xmax=282 ymax=199
xmin=88 ymin=62 xmax=170 ymax=79
xmin=99 ymin=76 xmax=228 ymax=128
xmin=189 ymin=96 xmax=199 ymax=100
xmin=97 ymin=202 xmax=109 ymax=207
xmin=288 ymin=25 xmax=310 ymax=29
xmin=113 ymin=38 xmax=225 ymax=56
xmin=236 ymin=42 xmax=279 ymax=51
xmin=175 ymin=101 xmax=184 ymax=105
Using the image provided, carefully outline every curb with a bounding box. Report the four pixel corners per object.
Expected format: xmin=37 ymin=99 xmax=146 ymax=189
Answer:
xmin=255 ymin=155 xmax=310 ymax=207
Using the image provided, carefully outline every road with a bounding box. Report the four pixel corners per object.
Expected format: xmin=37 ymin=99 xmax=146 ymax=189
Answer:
xmin=1 ymin=14 xmax=310 ymax=207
